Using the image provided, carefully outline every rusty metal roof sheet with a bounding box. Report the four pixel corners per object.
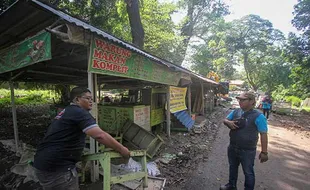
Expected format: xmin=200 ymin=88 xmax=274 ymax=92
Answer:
xmin=0 ymin=0 xmax=218 ymax=85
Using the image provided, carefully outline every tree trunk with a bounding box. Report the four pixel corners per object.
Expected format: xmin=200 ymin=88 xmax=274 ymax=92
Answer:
xmin=178 ymin=1 xmax=195 ymax=64
xmin=243 ymin=53 xmax=257 ymax=91
xmin=125 ymin=0 xmax=144 ymax=49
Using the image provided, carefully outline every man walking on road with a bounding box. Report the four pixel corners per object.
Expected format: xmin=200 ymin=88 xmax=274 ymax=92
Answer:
xmin=33 ymin=87 xmax=130 ymax=190
xmin=220 ymin=92 xmax=269 ymax=190
xmin=262 ymin=95 xmax=272 ymax=120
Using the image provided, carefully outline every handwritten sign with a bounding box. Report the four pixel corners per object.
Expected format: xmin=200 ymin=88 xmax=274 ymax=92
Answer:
xmin=170 ymin=86 xmax=187 ymax=113
xmin=88 ymin=37 xmax=181 ymax=86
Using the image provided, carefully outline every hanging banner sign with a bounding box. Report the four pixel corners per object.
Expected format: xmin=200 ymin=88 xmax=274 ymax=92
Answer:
xmin=88 ymin=37 xmax=181 ymax=86
xmin=170 ymin=86 xmax=187 ymax=113
xmin=0 ymin=32 xmax=52 ymax=74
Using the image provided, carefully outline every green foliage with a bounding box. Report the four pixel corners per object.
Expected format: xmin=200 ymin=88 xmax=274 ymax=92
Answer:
xmin=0 ymin=89 xmax=56 ymax=107
xmin=225 ymin=15 xmax=285 ymax=91
xmin=285 ymin=96 xmax=302 ymax=107
xmin=285 ymin=33 xmax=310 ymax=99
xmin=257 ymin=47 xmax=292 ymax=92
xmin=272 ymin=84 xmax=291 ymax=101
xmin=141 ymin=0 xmax=184 ymax=64
xmin=282 ymin=0 xmax=310 ymax=99
xmin=292 ymin=0 xmax=310 ymax=32
xmin=191 ymin=20 xmax=236 ymax=79
xmin=301 ymin=107 xmax=310 ymax=113
xmin=177 ymin=0 xmax=230 ymax=63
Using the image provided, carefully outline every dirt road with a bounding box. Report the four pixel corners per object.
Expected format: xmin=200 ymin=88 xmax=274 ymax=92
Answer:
xmin=184 ymin=115 xmax=310 ymax=190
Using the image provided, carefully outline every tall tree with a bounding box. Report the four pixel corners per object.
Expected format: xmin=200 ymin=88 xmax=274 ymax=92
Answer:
xmin=257 ymin=47 xmax=292 ymax=93
xmin=125 ymin=0 xmax=144 ymax=48
xmin=285 ymin=33 xmax=310 ymax=98
xmin=190 ymin=22 xmax=236 ymax=80
xmin=287 ymin=0 xmax=310 ymax=98
xmin=225 ymin=15 xmax=284 ymax=91
xmin=177 ymin=0 xmax=229 ymax=64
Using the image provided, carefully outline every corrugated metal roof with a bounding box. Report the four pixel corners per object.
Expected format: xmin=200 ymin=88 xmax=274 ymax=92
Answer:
xmin=174 ymin=110 xmax=195 ymax=130
xmin=0 ymin=0 xmax=218 ymax=85
xmin=32 ymin=0 xmax=174 ymax=67
xmin=30 ymin=0 xmax=218 ymax=85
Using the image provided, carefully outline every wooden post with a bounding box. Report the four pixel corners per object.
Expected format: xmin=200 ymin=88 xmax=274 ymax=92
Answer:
xmin=98 ymin=83 xmax=101 ymax=102
xmin=187 ymin=85 xmax=191 ymax=116
xmin=210 ymin=83 xmax=213 ymax=112
xmin=9 ymin=80 xmax=19 ymax=154
xmin=166 ymin=86 xmax=171 ymax=137
xmin=88 ymin=39 xmax=99 ymax=181
xmin=88 ymin=72 xmax=100 ymax=181
xmin=201 ymin=82 xmax=205 ymax=115
xmin=102 ymin=153 xmax=111 ymax=190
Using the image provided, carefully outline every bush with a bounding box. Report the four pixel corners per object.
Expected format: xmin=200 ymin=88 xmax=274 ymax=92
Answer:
xmin=0 ymin=89 xmax=56 ymax=107
xmin=285 ymin=96 xmax=302 ymax=107
xmin=272 ymin=85 xmax=290 ymax=101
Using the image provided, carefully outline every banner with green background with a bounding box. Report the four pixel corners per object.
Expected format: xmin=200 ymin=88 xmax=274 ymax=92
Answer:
xmin=0 ymin=32 xmax=51 ymax=74
xmin=88 ymin=37 xmax=181 ymax=86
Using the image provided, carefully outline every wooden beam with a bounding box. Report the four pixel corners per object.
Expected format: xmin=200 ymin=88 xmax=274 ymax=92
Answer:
xmin=44 ymin=55 xmax=87 ymax=65
xmin=0 ymin=11 xmax=41 ymax=36
xmin=9 ymin=79 xmax=19 ymax=154
xmin=11 ymin=71 xmax=25 ymax=81
xmin=188 ymin=85 xmax=191 ymax=116
xmin=1 ymin=19 xmax=54 ymax=49
xmin=27 ymin=70 xmax=84 ymax=78
xmin=101 ymin=78 xmax=136 ymax=83
xmin=201 ymin=82 xmax=205 ymax=115
xmin=166 ymin=86 xmax=171 ymax=137
xmin=46 ymin=65 xmax=86 ymax=73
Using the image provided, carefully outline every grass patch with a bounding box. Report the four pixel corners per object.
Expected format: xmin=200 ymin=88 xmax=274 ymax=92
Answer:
xmin=301 ymin=107 xmax=310 ymax=113
xmin=0 ymin=89 xmax=57 ymax=107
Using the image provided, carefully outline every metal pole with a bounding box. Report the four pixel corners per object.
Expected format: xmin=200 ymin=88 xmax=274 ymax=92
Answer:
xmin=9 ymin=80 xmax=19 ymax=154
xmin=187 ymin=85 xmax=191 ymax=116
xmin=166 ymin=86 xmax=171 ymax=137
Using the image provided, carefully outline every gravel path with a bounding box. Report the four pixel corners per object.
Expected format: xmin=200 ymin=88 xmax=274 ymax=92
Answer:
xmin=184 ymin=115 xmax=310 ymax=190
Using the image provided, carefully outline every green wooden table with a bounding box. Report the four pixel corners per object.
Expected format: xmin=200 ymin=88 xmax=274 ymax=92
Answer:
xmin=81 ymin=150 xmax=148 ymax=190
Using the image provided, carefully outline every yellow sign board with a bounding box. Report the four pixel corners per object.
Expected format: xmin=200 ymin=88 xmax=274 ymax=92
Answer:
xmin=170 ymin=86 xmax=187 ymax=113
xmin=151 ymin=108 xmax=164 ymax=126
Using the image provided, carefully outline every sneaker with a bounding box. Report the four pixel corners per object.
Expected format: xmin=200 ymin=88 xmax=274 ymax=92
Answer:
xmin=220 ymin=183 xmax=237 ymax=190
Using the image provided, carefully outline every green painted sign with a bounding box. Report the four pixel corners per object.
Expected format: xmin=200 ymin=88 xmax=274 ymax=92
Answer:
xmin=0 ymin=32 xmax=51 ymax=74
xmin=88 ymin=37 xmax=181 ymax=86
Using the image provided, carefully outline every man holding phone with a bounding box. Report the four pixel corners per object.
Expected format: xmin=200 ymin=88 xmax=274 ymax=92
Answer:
xmin=220 ymin=92 xmax=268 ymax=190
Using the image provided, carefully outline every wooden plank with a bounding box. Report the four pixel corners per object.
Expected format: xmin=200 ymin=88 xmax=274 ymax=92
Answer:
xmin=110 ymin=172 xmax=145 ymax=184
xmin=141 ymin=153 xmax=148 ymax=188
xmin=103 ymin=153 xmax=111 ymax=190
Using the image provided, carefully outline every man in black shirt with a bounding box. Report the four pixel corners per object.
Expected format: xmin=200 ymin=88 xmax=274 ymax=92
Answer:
xmin=33 ymin=87 xmax=130 ymax=190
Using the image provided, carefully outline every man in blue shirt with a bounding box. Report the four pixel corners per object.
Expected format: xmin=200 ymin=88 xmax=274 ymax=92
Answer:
xmin=220 ymin=92 xmax=268 ymax=190
xmin=262 ymin=96 xmax=272 ymax=119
